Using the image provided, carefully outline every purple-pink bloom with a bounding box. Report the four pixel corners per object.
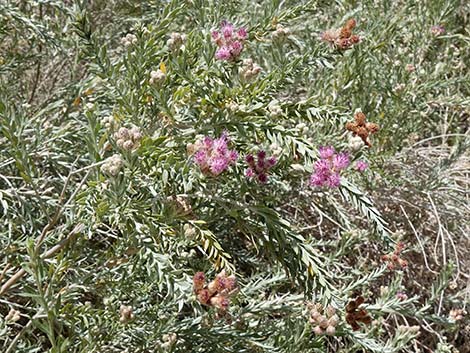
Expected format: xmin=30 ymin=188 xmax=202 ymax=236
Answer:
xmin=212 ymin=20 xmax=247 ymax=61
xmin=222 ymin=23 xmax=234 ymax=38
xmin=356 ymin=160 xmax=368 ymax=172
xmin=326 ymin=173 xmax=341 ymax=188
xmin=314 ymin=160 xmax=330 ymax=174
xmin=237 ymin=27 xmax=248 ymax=39
xmin=309 ymin=173 xmax=325 ymax=187
xmin=245 ymin=168 xmax=255 ymax=178
xmin=333 ymin=152 xmax=350 ymax=170
xmin=396 ymin=291 xmax=408 ymax=301
xmin=230 ymin=41 xmax=243 ymax=56
xmin=210 ymin=157 xmax=229 ymax=175
xmin=319 ymin=146 xmax=335 ymax=159
xmin=309 ymin=146 xmax=351 ymax=188
xmin=215 ymin=47 xmax=231 ymax=60
xmin=192 ymin=133 xmax=238 ymax=176
xmin=245 ymin=150 xmax=277 ymax=183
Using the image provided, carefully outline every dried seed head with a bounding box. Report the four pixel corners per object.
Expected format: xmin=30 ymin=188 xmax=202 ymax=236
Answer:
xmin=356 ymin=127 xmax=369 ymax=139
xmin=350 ymin=35 xmax=360 ymax=44
xmin=366 ymin=122 xmax=379 ymax=133
xmin=340 ymin=27 xmax=352 ymax=39
xmin=354 ymin=112 xmax=367 ymax=125
xmin=345 ymin=121 xmax=358 ymax=132
xmin=344 ymin=19 xmax=356 ymax=30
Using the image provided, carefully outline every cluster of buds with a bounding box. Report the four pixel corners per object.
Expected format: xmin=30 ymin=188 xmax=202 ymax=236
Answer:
xmin=239 ymin=58 xmax=262 ymax=81
xmin=296 ymin=122 xmax=309 ymax=135
xmin=121 ymin=33 xmax=137 ymax=47
xmin=166 ymin=195 xmax=193 ymax=216
xmin=183 ymin=223 xmax=196 ymax=238
xmin=272 ymin=24 xmax=291 ymax=41
xmin=307 ymin=302 xmax=339 ymax=336
xmin=167 ymin=32 xmax=186 ymax=51
xmin=119 ymin=305 xmax=135 ymax=323
xmin=309 ymin=146 xmax=350 ymax=188
xmin=100 ymin=115 xmax=117 ymax=130
xmin=397 ymin=325 xmax=420 ymax=335
xmin=345 ymin=112 xmax=379 ymax=147
xmin=114 ymin=126 xmax=142 ymax=151
xmin=245 ymin=150 xmax=277 ymax=183
xmin=321 ymin=19 xmax=360 ymax=50
xmin=159 ymin=333 xmax=177 ymax=350
xmin=449 ymin=308 xmax=466 ymax=321
xmin=193 ymin=270 xmax=238 ymax=314
xmin=149 ymin=69 xmax=166 ymax=85
xmin=269 ymin=142 xmax=283 ymax=156
xmin=212 ymin=20 xmax=248 ymax=61
xmin=5 ymin=308 xmax=21 ymax=323
xmin=348 ymin=135 xmax=363 ymax=151
xmin=268 ymin=100 xmax=282 ymax=117
xmin=382 ymin=242 xmax=408 ymax=270
xmin=396 ymin=291 xmax=408 ymax=301
xmin=188 ymin=132 xmax=238 ymax=176
xmin=345 ymin=295 xmax=372 ymax=331
xmin=101 ymin=154 xmax=124 ymax=176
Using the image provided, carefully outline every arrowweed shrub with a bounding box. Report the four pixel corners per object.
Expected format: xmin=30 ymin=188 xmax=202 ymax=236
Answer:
xmin=0 ymin=0 xmax=469 ymax=352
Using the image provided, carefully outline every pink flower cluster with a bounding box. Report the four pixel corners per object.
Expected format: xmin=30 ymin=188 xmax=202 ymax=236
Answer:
xmin=245 ymin=150 xmax=277 ymax=183
xmin=212 ymin=20 xmax=247 ymax=61
xmin=310 ymin=146 xmax=350 ymax=188
xmin=356 ymin=160 xmax=368 ymax=172
xmin=192 ymin=133 xmax=238 ymax=176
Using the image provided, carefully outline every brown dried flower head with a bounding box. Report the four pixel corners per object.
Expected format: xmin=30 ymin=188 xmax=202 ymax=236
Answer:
xmin=345 ymin=295 xmax=372 ymax=331
xmin=321 ymin=18 xmax=360 ymax=50
xmin=345 ymin=112 xmax=379 ymax=147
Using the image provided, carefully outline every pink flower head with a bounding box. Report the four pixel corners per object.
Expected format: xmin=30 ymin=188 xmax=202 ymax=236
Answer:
xmin=356 ymin=160 xmax=368 ymax=172
xmin=314 ymin=159 xmax=330 ymax=174
xmin=237 ymin=27 xmax=248 ymax=40
xmin=211 ymin=30 xmax=220 ymax=40
xmin=192 ymin=133 xmax=238 ymax=176
xmin=210 ymin=157 xmax=229 ymax=176
xmin=396 ymin=291 xmax=408 ymax=301
xmin=326 ymin=172 xmax=341 ymax=188
xmin=215 ymin=47 xmax=231 ymax=60
xmin=230 ymin=41 xmax=243 ymax=56
xmin=309 ymin=146 xmax=350 ymax=188
xmin=332 ymin=152 xmax=350 ymax=170
xmin=212 ymin=21 xmax=247 ymax=61
xmin=245 ymin=150 xmax=277 ymax=183
xmin=245 ymin=168 xmax=255 ymax=178
xmin=309 ymin=173 xmax=325 ymax=187
xmin=222 ymin=22 xmax=234 ymax=38
xmin=319 ymin=146 xmax=335 ymax=159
